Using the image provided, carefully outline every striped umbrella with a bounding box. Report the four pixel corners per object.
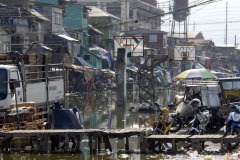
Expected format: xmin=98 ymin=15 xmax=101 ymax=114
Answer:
xmin=175 ymin=68 xmax=217 ymax=80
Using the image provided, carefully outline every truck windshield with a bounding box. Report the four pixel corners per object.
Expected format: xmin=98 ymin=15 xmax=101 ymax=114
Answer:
xmin=0 ymin=69 xmax=8 ymax=100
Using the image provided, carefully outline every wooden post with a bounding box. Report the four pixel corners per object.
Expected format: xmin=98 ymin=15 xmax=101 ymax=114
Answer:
xmin=98 ymin=136 xmax=101 ymax=153
xmin=89 ymin=133 xmax=93 ymax=154
xmin=92 ymin=133 xmax=97 ymax=154
xmin=103 ymin=135 xmax=112 ymax=152
xmin=76 ymin=135 xmax=81 ymax=152
xmin=43 ymin=134 xmax=49 ymax=153
xmin=39 ymin=135 xmax=44 ymax=153
xmin=140 ymin=132 xmax=148 ymax=153
xmin=64 ymin=133 xmax=69 ymax=152
xmin=171 ymin=138 xmax=176 ymax=154
xmin=125 ymin=136 xmax=129 ymax=150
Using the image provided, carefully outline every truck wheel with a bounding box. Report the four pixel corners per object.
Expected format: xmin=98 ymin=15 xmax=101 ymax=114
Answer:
xmin=47 ymin=109 xmax=55 ymax=129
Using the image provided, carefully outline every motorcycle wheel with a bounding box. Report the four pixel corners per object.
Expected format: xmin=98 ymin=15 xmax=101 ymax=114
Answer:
xmin=224 ymin=127 xmax=240 ymax=150
xmin=170 ymin=116 xmax=183 ymax=133
xmin=205 ymin=114 xmax=223 ymax=133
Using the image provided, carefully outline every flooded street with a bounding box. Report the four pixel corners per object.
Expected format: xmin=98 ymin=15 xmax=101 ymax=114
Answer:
xmin=1 ymin=89 xmax=238 ymax=159
xmin=65 ymin=89 xmax=176 ymax=130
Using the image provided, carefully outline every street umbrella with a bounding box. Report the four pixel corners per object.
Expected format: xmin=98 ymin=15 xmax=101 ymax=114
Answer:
xmin=175 ymin=68 xmax=217 ymax=80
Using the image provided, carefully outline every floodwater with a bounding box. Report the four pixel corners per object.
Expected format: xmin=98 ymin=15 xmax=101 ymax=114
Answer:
xmin=0 ymin=88 xmax=238 ymax=159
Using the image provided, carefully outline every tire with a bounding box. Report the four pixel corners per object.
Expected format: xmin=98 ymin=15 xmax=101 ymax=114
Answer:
xmin=224 ymin=127 xmax=240 ymax=150
xmin=170 ymin=116 xmax=183 ymax=133
xmin=206 ymin=114 xmax=223 ymax=133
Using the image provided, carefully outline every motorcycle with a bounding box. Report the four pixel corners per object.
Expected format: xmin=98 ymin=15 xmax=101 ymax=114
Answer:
xmin=152 ymin=107 xmax=173 ymax=135
xmin=223 ymin=103 xmax=240 ymax=150
xmin=151 ymin=105 xmax=174 ymax=151
xmin=186 ymin=106 xmax=212 ymax=135
xmin=182 ymin=99 xmax=212 ymax=149
xmin=170 ymin=100 xmax=224 ymax=133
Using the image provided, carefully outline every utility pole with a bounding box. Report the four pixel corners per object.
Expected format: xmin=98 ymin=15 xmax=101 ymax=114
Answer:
xmin=235 ymin=35 xmax=237 ymax=47
xmin=225 ymin=1 xmax=228 ymax=45
xmin=116 ymin=48 xmax=127 ymax=107
xmin=121 ymin=0 xmax=129 ymax=31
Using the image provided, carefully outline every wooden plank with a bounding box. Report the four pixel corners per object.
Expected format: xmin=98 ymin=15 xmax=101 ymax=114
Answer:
xmin=224 ymin=135 xmax=238 ymax=139
xmin=190 ymin=135 xmax=223 ymax=139
xmin=147 ymin=135 xmax=191 ymax=140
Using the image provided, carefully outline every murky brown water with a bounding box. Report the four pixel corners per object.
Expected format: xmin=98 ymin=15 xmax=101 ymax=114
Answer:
xmin=1 ymin=89 xmax=237 ymax=159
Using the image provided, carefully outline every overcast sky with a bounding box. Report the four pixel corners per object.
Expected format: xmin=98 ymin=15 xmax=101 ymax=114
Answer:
xmin=158 ymin=0 xmax=240 ymax=45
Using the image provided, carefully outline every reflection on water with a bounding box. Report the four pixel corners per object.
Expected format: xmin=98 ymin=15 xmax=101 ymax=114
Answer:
xmin=66 ymin=89 xmax=177 ymax=130
xmin=2 ymin=89 xmax=181 ymax=159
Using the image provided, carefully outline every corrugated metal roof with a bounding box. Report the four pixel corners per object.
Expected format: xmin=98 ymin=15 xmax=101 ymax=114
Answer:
xmin=125 ymin=29 xmax=167 ymax=34
xmin=40 ymin=43 xmax=52 ymax=51
xmin=87 ymin=6 xmax=120 ymax=20
xmin=0 ymin=3 xmax=6 ymax=7
xmin=169 ymin=31 xmax=203 ymax=39
xmin=215 ymin=44 xmax=236 ymax=48
xmin=88 ymin=25 xmax=103 ymax=35
xmin=56 ymin=34 xmax=79 ymax=42
xmin=30 ymin=9 xmax=49 ymax=21
xmin=133 ymin=1 xmax=164 ymax=15
xmin=188 ymin=40 xmax=215 ymax=46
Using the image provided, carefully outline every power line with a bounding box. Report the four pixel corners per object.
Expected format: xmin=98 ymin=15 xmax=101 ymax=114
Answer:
xmin=88 ymin=0 xmax=223 ymax=28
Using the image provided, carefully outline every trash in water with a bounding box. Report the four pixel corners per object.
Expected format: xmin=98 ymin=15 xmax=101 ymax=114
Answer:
xmin=203 ymin=155 xmax=213 ymax=160
xmin=118 ymin=154 xmax=129 ymax=159
xmin=186 ymin=150 xmax=198 ymax=158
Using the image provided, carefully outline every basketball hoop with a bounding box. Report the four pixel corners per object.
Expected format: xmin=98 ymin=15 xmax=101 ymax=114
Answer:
xmin=181 ymin=51 xmax=189 ymax=60
xmin=114 ymin=36 xmax=144 ymax=57
xmin=173 ymin=45 xmax=196 ymax=61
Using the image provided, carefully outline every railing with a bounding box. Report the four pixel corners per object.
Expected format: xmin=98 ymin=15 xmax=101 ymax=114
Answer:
xmin=24 ymin=63 xmax=64 ymax=83
xmin=181 ymin=80 xmax=219 ymax=86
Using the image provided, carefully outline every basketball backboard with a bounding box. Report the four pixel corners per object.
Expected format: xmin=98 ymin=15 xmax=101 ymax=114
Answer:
xmin=114 ymin=36 xmax=144 ymax=57
xmin=174 ymin=45 xmax=196 ymax=60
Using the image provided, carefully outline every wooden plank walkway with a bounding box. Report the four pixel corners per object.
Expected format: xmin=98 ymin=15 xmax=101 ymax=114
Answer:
xmin=146 ymin=134 xmax=239 ymax=154
xmin=0 ymin=129 xmax=238 ymax=154
xmin=0 ymin=128 xmax=148 ymax=153
xmin=147 ymin=135 xmax=191 ymax=153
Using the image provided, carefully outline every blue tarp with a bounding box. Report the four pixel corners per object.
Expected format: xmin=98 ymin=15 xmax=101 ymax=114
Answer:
xmin=74 ymin=57 xmax=95 ymax=68
xmin=91 ymin=46 xmax=112 ymax=68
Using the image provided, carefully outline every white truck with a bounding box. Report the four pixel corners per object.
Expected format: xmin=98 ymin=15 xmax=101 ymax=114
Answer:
xmin=0 ymin=52 xmax=65 ymax=128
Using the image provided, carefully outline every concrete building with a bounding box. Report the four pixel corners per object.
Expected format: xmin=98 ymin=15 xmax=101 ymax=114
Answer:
xmin=74 ymin=0 xmax=164 ymax=32
xmin=0 ymin=1 xmax=50 ymax=54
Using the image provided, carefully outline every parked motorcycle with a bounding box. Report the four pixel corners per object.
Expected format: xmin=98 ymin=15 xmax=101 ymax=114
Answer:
xmin=151 ymin=105 xmax=174 ymax=151
xmin=185 ymin=98 xmax=212 ymax=135
xmin=152 ymin=106 xmax=174 ymax=135
xmin=170 ymin=100 xmax=224 ymax=133
xmin=223 ymin=103 xmax=240 ymax=150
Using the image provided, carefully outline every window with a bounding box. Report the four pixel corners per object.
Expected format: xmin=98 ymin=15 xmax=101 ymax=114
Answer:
xmin=233 ymin=81 xmax=240 ymax=89
xmin=54 ymin=12 xmax=61 ymax=25
xmin=10 ymin=70 xmax=20 ymax=88
xmin=222 ymin=81 xmax=232 ymax=90
xmin=0 ymin=69 xmax=7 ymax=100
xmin=84 ymin=55 xmax=90 ymax=61
xmin=149 ymin=35 xmax=157 ymax=42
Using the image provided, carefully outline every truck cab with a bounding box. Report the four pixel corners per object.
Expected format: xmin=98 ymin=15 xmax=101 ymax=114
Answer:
xmin=0 ymin=65 xmax=23 ymax=110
